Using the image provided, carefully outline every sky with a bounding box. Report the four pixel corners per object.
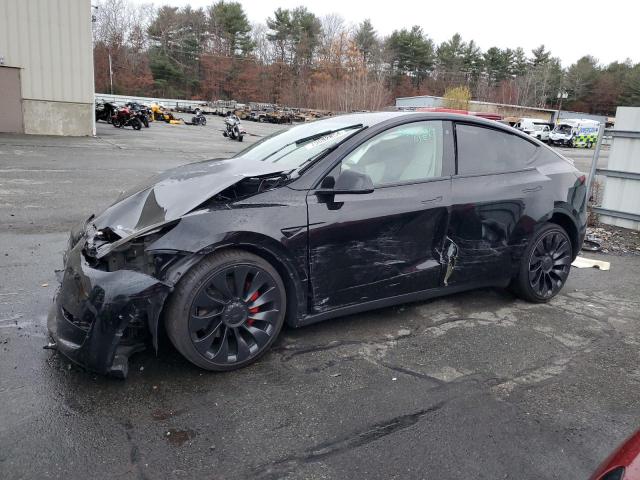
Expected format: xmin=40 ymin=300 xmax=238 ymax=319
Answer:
xmin=131 ymin=0 xmax=639 ymax=67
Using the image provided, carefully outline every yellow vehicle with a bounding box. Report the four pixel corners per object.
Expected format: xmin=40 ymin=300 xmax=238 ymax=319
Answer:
xmin=151 ymin=103 xmax=183 ymax=124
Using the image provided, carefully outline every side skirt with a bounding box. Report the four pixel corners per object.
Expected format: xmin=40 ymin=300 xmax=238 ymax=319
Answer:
xmin=296 ymin=279 xmax=510 ymax=327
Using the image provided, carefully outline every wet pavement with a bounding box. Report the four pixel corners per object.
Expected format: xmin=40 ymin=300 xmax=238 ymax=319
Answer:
xmin=0 ymin=119 xmax=637 ymax=480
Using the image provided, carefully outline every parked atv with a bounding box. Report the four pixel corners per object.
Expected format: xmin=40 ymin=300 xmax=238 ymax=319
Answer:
xmin=95 ymin=101 xmax=117 ymax=123
xmin=111 ymin=106 xmax=143 ymax=130
xmin=223 ymin=114 xmax=245 ymax=141
xmin=191 ymin=110 xmax=207 ymax=126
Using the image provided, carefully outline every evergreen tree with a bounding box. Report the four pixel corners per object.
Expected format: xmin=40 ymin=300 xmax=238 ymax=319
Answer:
xmin=386 ymin=26 xmax=435 ymax=88
xmin=354 ymin=19 xmax=377 ymax=64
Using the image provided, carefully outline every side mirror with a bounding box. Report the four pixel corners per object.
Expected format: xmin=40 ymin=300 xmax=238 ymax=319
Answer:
xmin=317 ymin=169 xmax=374 ymax=196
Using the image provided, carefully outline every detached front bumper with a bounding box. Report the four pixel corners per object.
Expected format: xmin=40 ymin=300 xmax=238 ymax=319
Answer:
xmin=47 ymin=240 xmax=171 ymax=378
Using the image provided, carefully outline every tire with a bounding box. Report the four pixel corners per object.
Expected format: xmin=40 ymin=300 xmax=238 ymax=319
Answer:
xmin=238 ymin=135 xmax=243 ymax=142
xmin=201 ymin=118 xmax=206 ymax=126
xmin=258 ymin=117 xmax=264 ymax=123
xmin=512 ymin=223 xmax=573 ymax=303
xmin=223 ymin=130 xmax=228 ymax=137
xmin=164 ymin=249 xmax=286 ymax=371
xmin=142 ymin=117 xmax=149 ymax=128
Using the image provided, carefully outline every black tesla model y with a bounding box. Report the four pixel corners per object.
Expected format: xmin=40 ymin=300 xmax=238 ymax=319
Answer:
xmin=48 ymin=112 xmax=587 ymax=377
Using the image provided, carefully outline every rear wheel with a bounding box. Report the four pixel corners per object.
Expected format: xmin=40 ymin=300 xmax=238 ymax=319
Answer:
xmin=513 ymin=223 xmax=573 ymax=302
xmin=164 ymin=250 xmax=286 ymax=371
xmin=131 ymin=118 xmax=142 ymax=130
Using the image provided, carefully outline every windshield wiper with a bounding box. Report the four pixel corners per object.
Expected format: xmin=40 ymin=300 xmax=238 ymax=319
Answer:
xmin=295 ymin=124 xmax=364 ymax=145
xmin=261 ymin=124 xmax=366 ymax=164
xmin=296 ymin=125 xmax=368 ymax=174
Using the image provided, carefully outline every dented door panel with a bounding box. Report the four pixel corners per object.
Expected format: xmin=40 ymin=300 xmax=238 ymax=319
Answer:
xmin=307 ymin=179 xmax=451 ymax=313
xmin=447 ymin=169 xmax=551 ymax=286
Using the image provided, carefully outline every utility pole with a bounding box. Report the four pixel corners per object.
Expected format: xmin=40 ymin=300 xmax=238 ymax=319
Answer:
xmin=108 ymin=51 xmax=113 ymax=95
xmin=556 ymin=91 xmax=568 ymax=124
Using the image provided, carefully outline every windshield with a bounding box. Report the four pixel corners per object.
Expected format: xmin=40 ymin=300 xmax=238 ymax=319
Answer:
xmin=554 ymin=124 xmax=573 ymax=134
xmin=234 ymin=119 xmax=365 ymax=170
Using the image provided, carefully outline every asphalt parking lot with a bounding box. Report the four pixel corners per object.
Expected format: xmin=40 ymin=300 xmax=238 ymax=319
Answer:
xmin=0 ymin=117 xmax=637 ymax=480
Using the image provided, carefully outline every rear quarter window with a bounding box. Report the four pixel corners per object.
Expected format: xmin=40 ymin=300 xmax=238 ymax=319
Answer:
xmin=456 ymin=124 xmax=537 ymax=175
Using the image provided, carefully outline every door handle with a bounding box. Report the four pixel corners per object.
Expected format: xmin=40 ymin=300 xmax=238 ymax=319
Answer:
xmin=522 ymin=186 xmax=542 ymax=193
xmin=421 ymin=195 xmax=443 ymax=204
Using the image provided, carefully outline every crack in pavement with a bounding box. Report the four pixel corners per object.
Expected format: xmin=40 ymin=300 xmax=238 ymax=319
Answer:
xmin=274 ymin=328 xmax=415 ymax=361
xmin=375 ymin=360 xmax=446 ymax=385
xmin=121 ymin=420 xmax=151 ymax=480
xmin=273 ymin=339 xmax=368 ymax=360
xmin=250 ymin=401 xmax=447 ymax=480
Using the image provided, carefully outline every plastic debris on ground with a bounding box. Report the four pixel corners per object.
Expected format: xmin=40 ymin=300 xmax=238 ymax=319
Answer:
xmin=571 ymin=256 xmax=611 ymax=270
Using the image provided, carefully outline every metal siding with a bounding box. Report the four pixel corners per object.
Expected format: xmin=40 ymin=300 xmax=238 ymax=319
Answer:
xmin=0 ymin=0 xmax=94 ymax=104
xmin=600 ymin=107 xmax=640 ymax=230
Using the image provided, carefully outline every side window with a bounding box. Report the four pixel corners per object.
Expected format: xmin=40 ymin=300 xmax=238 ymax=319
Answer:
xmin=340 ymin=121 xmax=444 ymax=186
xmin=456 ymin=124 xmax=537 ymax=175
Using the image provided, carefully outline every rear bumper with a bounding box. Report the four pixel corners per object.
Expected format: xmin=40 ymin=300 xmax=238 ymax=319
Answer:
xmin=47 ymin=240 xmax=170 ymax=377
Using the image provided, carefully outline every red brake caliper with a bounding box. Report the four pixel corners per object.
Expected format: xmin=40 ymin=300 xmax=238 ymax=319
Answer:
xmin=247 ymin=290 xmax=259 ymax=326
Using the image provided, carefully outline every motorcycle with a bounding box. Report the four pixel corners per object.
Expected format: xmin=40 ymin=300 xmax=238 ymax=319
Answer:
xmin=111 ymin=106 xmax=143 ymax=130
xmin=222 ymin=114 xmax=245 ymax=141
xmin=95 ymin=101 xmax=117 ymax=123
xmin=191 ymin=110 xmax=207 ymax=126
xmin=125 ymin=102 xmax=150 ymax=128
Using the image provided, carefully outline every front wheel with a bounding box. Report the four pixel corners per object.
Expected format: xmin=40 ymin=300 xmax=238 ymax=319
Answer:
xmin=131 ymin=118 xmax=142 ymax=130
xmin=164 ymin=250 xmax=286 ymax=371
xmin=512 ymin=223 xmax=573 ymax=303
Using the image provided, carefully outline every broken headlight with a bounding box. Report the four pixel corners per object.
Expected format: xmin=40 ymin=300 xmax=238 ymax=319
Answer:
xmin=84 ymin=220 xmax=181 ymax=276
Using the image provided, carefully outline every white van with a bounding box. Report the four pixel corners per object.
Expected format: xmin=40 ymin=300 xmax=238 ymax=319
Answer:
xmin=548 ymin=119 xmax=600 ymax=148
xmin=514 ymin=118 xmax=551 ymax=142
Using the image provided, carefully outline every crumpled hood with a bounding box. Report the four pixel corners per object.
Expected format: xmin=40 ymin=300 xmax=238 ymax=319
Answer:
xmin=93 ymin=157 xmax=286 ymax=237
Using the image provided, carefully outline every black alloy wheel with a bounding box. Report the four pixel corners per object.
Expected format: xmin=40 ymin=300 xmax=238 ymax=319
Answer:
xmin=164 ymin=250 xmax=286 ymax=371
xmin=528 ymin=230 xmax=571 ymax=298
xmin=188 ymin=265 xmax=281 ymax=364
xmin=513 ymin=223 xmax=573 ymax=302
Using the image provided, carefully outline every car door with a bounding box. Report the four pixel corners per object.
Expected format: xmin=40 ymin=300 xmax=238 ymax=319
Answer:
xmin=446 ymin=122 xmax=550 ymax=287
xmin=306 ymin=120 xmax=454 ymax=314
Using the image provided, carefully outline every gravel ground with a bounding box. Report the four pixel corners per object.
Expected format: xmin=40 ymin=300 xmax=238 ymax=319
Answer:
xmin=585 ymin=225 xmax=640 ymax=255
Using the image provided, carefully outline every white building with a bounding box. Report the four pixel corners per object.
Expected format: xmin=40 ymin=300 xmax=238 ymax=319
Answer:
xmin=0 ymin=0 xmax=94 ymax=136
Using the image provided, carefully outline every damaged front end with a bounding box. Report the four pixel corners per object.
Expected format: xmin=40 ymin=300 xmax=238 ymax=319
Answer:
xmin=47 ymin=157 xmax=293 ymax=378
xmin=48 ymin=219 xmax=176 ymax=378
